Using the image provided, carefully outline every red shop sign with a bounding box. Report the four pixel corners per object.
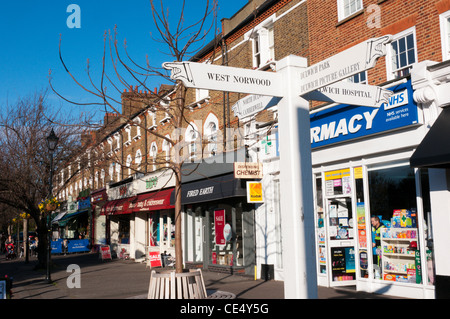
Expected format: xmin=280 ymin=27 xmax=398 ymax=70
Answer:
xmin=149 ymin=251 xmax=162 ymax=268
xmin=214 ymin=209 xmax=226 ymax=245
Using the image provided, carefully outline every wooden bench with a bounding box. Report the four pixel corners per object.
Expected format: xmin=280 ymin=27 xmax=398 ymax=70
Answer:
xmin=147 ymin=269 xmax=207 ymax=299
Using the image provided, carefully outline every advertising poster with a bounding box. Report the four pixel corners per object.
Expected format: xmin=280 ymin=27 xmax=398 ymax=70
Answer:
xmin=214 ymin=209 xmax=226 ymax=245
xmin=100 ymin=245 xmax=112 ymax=260
xmin=246 ymin=181 xmax=264 ymax=203
xmin=149 ymin=251 xmax=162 ymax=267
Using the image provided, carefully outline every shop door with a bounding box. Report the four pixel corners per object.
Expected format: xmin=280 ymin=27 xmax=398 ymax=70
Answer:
xmin=324 ymin=169 xmax=356 ymax=287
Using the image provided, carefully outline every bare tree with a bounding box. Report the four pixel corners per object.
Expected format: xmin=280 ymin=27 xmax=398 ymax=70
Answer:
xmin=0 ymin=91 xmax=85 ymax=268
xmin=50 ymin=0 xmax=221 ymax=273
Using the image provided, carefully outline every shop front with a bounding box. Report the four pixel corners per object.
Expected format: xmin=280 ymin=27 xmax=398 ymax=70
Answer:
xmin=128 ymin=169 xmax=176 ymax=262
xmin=90 ymin=187 xmax=108 ymax=251
xmin=101 ymin=177 xmax=137 ymax=258
xmin=311 ymin=78 xmax=436 ymax=298
xmin=174 ymin=172 xmax=256 ymax=276
xmin=52 ymin=196 xmax=91 ymax=254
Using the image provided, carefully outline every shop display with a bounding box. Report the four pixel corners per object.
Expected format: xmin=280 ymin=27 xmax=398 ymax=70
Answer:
xmin=380 ymin=209 xmax=419 ymax=283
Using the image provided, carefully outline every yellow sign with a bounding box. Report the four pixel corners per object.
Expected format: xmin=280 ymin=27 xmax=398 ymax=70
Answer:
xmin=354 ymin=167 xmax=363 ymax=179
xmin=247 ymin=181 xmax=264 ymax=203
xmin=324 ymin=168 xmax=350 ymax=181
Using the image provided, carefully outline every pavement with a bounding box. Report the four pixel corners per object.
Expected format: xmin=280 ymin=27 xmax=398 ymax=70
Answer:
xmin=0 ymin=251 xmax=408 ymax=301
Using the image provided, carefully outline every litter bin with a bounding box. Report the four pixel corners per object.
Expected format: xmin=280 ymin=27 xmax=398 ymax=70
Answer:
xmin=261 ymin=264 xmax=274 ymax=281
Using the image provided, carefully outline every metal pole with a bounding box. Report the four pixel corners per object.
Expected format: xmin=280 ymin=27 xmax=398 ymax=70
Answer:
xmin=46 ymin=151 xmax=54 ymax=284
xmin=277 ymin=55 xmax=318 ymax=298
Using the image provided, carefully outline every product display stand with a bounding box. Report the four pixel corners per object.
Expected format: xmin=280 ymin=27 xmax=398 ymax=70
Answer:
xmin=380 ymin=227 xmax=418 ymax=282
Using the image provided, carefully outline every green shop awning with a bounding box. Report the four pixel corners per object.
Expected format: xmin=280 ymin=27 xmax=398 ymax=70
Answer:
xmin=57 ymin=209 xmax=88 ymax=227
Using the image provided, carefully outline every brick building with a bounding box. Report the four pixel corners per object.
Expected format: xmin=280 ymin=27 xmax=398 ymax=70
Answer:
xmin=52 ymin=0 xmax=450 ymax=298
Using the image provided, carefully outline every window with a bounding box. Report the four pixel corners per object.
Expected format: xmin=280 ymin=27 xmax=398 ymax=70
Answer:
xmin=135 ymin=149 xmax=142 ymax=172
xmin=133 ymin=117 xmax=142 ymax=140
xmin=124 ymin=125 xmax=131 ymax=146
xmin=148 ymin=110 xmax=157 ymax=130
xmin=249 ymin=21 xmax=275 ymax=69
xmin=109 ymin=163 xmax=115 ymax=182
xmin=338 ymin=0 xmax=363 ymax=21
xmin=203 ymin=113 xmax=219 ymax=157
xmin=388 ymin=29 xmax=417 ymax=80
xmin=126 ymin=154 xmax=133 ymax=177
xmin=150 ymin=142 xmax=158 ymax=171
xmin=162 ymin=137 xmax=171 ymax=167
xmin=196 ymin=88 xmax=209 ymax=102
xmin=185 ymin=122 xmax=200 ymax=162
xmin=347 ymin=71 xmax=367 ymax=84
xmin=440 ymin=11 xmax=450 ymax=61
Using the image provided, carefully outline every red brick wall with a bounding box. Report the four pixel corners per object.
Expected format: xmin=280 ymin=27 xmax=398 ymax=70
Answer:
xmin=307 ymin=0 xmax=446 ymax=86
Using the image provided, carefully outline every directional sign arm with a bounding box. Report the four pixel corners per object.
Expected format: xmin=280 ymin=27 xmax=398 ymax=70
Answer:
xmin=301 ymin=82 xmax=393 ymax=108
xmin=299 ymin=35 xmax=392 ymax=95
xmin=163 ymin=61 xmax=283 ymax=97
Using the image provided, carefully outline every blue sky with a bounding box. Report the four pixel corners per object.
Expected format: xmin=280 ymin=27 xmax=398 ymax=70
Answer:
xmin=0 ymin=0 xmax=247 ymax=123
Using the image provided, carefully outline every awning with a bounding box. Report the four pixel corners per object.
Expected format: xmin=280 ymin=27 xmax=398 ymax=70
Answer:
xmin=130 ymin=188 xmax=174 ymax=213
xmin=410 ymin=107 xmax=450 ymax=168
xmin=52 ymin=212 xmax=67 ymax=224
xmin=57 ymin=210 xmax=89 ymax=227
xmin=100 ymin=196 xmax=136 ymax=216
xmin=171 ymin=173 xmax=247 ymax=205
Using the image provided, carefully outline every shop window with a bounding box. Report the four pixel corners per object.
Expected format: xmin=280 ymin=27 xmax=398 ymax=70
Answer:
xmin=315 ymin=175 xmax=327 ymax=275
xmin=209 ymin=206 xmax=243 ymax=267
xmin=338 ymin=0 xmax=363 ymax=21
xmin=118 ymin=216 xmax=130 ymax=244
xmin=149 ymin=212 xmax=160 ymax=246
xmin=368 ymin=164 xmax=424 ymax=283
xmin=387 ymin=29 xmax=417 ymax=80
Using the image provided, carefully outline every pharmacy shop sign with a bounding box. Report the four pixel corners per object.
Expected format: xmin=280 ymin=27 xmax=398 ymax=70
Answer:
xmin=310 ymin=80 xmax=419 ymax=149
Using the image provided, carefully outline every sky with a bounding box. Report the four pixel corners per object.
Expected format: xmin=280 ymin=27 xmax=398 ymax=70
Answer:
xmin=0 ymin=0 xmax=248 ymax=123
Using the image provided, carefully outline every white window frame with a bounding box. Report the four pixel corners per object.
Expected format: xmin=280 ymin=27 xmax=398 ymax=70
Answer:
xmin=203 ymin=113 xmax=219 ymax=157
xmin=126 ymin=154 xmax=133 ymax=177
xmin=246 ymin=16 xmax=275 ymax=69
xmin=148 ymin=109 xmax=157 ymax=130
xmin=124 ymin=124 xmax=132 ymax=146
xmin=150 ymin=142 xmax=158 ymax=171
xmin=440 ymin=10 xmax=450 ymax=61
xmin=135 ymin=149 xmax=142 ymax=172
xmin=386 ymin=27 xmax=418 ymax=81
xmin=337 ymin=0 xmax=364 ymax=21
xmin=133 ymin=117 xmax=142 ymax=141
xmin=185 ymin=122 xmax=200 ymax=162
xmin=162 ymin=135 xmax=171 ymax=167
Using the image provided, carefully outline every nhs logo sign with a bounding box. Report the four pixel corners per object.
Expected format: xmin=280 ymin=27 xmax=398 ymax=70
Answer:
xmin=310 ymin=80 xmax=419 ymax=149
xmin=383 ymin=89 xmax=408 ymax=110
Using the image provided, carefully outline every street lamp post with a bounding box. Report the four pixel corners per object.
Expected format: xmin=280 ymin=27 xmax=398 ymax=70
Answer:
xmin=46 ymin=128 xmax=59 ymax=284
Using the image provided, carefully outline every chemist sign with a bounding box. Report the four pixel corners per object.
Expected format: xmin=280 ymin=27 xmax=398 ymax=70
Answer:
xmin=310 ymin=80 xmax=419 ymax=149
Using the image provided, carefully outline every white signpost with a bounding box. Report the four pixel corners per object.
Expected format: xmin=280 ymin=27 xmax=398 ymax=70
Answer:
xmin=163 ymin=35 xmax=392 ymax=299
